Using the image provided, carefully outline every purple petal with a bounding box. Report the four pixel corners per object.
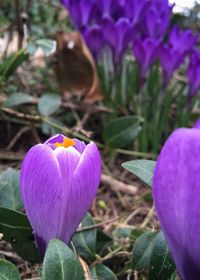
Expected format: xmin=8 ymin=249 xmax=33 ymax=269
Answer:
xmin=159 ymin=44 xmax=184 ymax=85
xmin=153 ymin=128 xmax=200 ymax=279
xmin=73 ymin=138 xmax=86 ymax=154
xmin=20 ymin=144 xmax=62 ymax=256
xmin=53 ymin=147 xmax=81 ymax=241
xmin=133 ymin=38 xmax=160 ymax=76
xmin=115 ymin=18 xmax=133 ymax=62
xmin=59 ymin=142 xmax=101 ymax=244
xmin=45 ymin=134 xmax=65 ymax=145
xmin=83 ymin=25 xmax=105 ymax=58
xmin=80 ymin=0 xmax=95 ymax=26
xmin=102 ymin=16 xmax=117 ymax=49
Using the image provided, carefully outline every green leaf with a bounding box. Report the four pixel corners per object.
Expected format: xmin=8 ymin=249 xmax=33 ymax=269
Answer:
xmin=96 ymin=230 xmax=112 ymax=255
xmin=132 ymin=231 xmax=157 ymax=270
xmin=36 ymin=39 xmax=56 ymax=55
xmin=0 ymin=49 xmax=28 ymax=81
xmin=3 ymin=93 xmax=34 ymax=107
xmin=0 ymin=168 xmax=23 ymax=210
xmin=122 ymin=160 xmax=156 ymax=188
xmin=0 ymin=259 xmax=21 ymax=280
xmin=38 ymin=94 xmax=61 ymax=116
xmin=103 ymin=116 xmax=142 ymax=149
xmin=149 ymin=231 xmax=176 ymax=280
xmin=90 ymin=264 xmax=117 ymax=280
xmin=72 ymin=213 xmax=96 ymax=260
xmin=130 ymin=228 xmax=146 ymax=242
xmin=42 ymin=239 xmax=84 ymax=280
xmin=0 ymin=207 xmax=40 ymax=263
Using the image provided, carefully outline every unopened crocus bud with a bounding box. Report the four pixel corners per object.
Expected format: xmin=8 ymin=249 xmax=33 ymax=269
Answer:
xmin=20 ymin=134 xmax=101 ymax=257
xmin=153 ymin=121 xmax=200 ymax=280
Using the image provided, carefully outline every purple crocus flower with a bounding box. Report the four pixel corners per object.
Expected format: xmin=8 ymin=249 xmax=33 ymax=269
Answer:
xmin=20 ymin=134 xmax=101 ymax=257
xmin=102 ymin=16 xmax=134 ymax=64
xmin=158 ymin=44 xmax=185 ymax=85
xmin=95 ymin=0 xmax=121 ymax=18
xmin=61 ymin=0 xmax=96 ymax=29
xmin=168 ymin=26 xmax=197 ymax=55
xmin=153 ymin=122 xmax=200 ymax=280
xmin=83 ymin=25 xmax=105 ymax=58
xmin=132 ymin=37 xmax=160 ymax=77
xmin=187 ymin=50 xmax=200 ymax=97
xmin=158 ymin=26 xmax=197 ymax=86
xmin=119 ymin=0 xmax=147 ymax=25
xmin=141 ymin=0 xmax=173 ymax=39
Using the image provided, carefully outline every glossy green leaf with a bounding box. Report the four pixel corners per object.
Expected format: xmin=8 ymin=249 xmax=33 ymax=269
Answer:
xmin=0 ymin=168 xmax=23 ymax=210
xmin=149 ymin=231 xmax=176 ymax=280
xmin=72 ymin=213 xmax=96 ymax=260
xmin=0 ymin=49 xmax=28 ymax=81
xmin=132 ymin=231 xmax=157 ymax=270
xmin=103 ymin=116 xmax=142 ymax=149
xmin=122 ymin=160 xmax=156 ymax=188
xmin=0 ymin=207 xmax=40 ymax=263
xmin=3 ymin=93 xmax=34 ymax=107
xmin=38 ymin=93 xmax=61 ymax=116
xmin=42 ymin=239 xmax=84 ymax=280
xmin=90 ymin=264 xmax=117 ymax=280
xmin=0 ymin=259 xmax=21 ymax=280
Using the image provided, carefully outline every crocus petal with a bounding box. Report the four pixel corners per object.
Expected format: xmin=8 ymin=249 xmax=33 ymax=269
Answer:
xmin=83 ymin=25 xmax=105 ymax=58
xmin=59 ymin=142 xmax=101 ymax=244
xmin=153 ymin=128 xmax=200 ymax=280
xmin=116 ymin=17 xmax=132 ymax=58
xmin=102 ymin=16 xmax=117 ymax=49
xmin=73 ymin=138 xmax=86 ymax=154
xmin=45 ymin=134 xmax=65 ymax=145
xmin=53 ymin=146 xmax=81 ymax=242
xmin=20 ymin=144 xmax=62 ymax=256
xmin=80 ymin=0 xmax=94 ymax=26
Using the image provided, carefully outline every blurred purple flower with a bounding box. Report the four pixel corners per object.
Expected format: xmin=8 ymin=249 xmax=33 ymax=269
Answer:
xmin=153 ymin=122 xmax=200 ymax=280
xmin=141 ymin=0 xmax=173 ymax=39
xmin=102 ymin=16 xmax=134 ymax=64
xmin=95 ymin=0 xmax=122 ymax=19
xmin=158 ymin=44 xmax=185 ymax=85
xmin=20 ymin=134 xmax=101 ymax=257
xmin=187 ymin=50 xmax=200 ymax=97
xmin=120 ymin=0 xmax=147 ymax=25
xmin=132 ymin=38 xmax=160 ymax=77
xmin=61 ymin=0 xmax=96 ymax=28
xmin=83 ymin=25 xmax=105 ymax=58
xmin=168 ymin=26 xmax=197 ymax=55
xmin=159 ymin=27 xmax=197 ymax=86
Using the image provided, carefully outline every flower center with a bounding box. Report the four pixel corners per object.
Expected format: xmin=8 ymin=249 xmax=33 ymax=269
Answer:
xmin=54 ymin=137 xmax=75 ymax=148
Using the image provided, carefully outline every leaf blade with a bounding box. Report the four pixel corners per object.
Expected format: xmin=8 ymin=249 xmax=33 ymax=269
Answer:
xmin=122 ymin=160 xmax=156 ymax=188
xmin=42 ymin=239 xmax=84 ymax=280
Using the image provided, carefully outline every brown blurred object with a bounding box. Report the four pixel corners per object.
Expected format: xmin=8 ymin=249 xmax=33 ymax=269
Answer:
xmin=55 ymin=31 xmax=103 ymax=103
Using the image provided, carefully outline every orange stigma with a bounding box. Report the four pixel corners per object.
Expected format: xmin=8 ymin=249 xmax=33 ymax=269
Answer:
xmin=55 ymin=137 xmax=75 ymax=148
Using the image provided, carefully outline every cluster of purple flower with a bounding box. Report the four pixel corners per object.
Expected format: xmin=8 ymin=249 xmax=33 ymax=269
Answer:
xmin=62 ymin=0 xmax=200 ymax=95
